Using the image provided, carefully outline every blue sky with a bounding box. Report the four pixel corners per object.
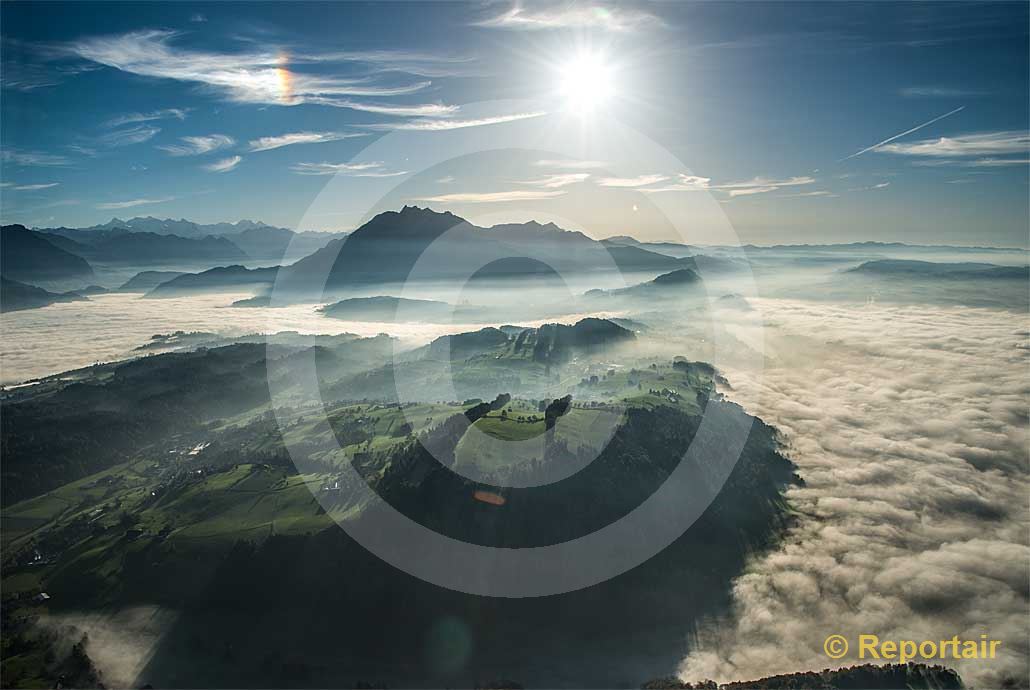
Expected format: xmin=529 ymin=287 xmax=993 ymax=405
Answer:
xmin=1 ymin=1 xmax=1027 ymax=246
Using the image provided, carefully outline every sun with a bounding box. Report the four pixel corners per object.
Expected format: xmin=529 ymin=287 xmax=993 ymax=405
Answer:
xmin=558 ymin=51 xmax=615 ymax=116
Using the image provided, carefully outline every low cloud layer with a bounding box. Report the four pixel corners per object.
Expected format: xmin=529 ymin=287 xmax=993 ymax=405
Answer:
xmin=680 ymin=299 xmax=1029 ymax=687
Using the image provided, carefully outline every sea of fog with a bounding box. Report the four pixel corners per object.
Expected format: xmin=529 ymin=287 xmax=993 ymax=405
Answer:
xmin=5 ymin=255 xmax=1028 ymax=687
xmin=0 ymin=268 xmax=711 ymax=385
xmin=679 ymin=298 xmax=1029 ymax=687
xmin=0 ymin=290 xmax=630 ymax=385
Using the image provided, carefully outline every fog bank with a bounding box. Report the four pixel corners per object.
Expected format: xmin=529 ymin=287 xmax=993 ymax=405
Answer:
xmin=680 ymin=299 xmax=1029 ymax=687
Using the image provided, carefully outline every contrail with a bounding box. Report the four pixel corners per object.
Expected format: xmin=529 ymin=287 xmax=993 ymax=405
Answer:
xmin=839 ymin=105 xmax=965 ymax=161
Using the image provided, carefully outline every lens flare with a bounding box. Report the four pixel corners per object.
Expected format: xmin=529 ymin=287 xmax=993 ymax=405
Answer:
xmin=558 ymin=51 xmax=614 ymax=116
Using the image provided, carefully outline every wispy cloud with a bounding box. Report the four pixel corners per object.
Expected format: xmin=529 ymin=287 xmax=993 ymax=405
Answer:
xmin=203 ymin=155 xmax=242 ymax=173
xmin=10 ymin=182 xmax=61 ymax=191
xmin=435 ymin=175 xmax=456 ymax=184
xmin=726 ymin=186 xmax=777 ymax=197
xmin=967 ymin=157 xmax=1030 ymax=167
xmin=96 ymin=196 xmax=176 ymax=210
xmin=66 ymin=30 xmax=449 ymax=113
xmin=1 ymin=148 xmax=71 ymax=167
xmin=0 ymin=62 xmax=61 ymax=91
xmin=248 ymin=131 xmax=366 ymax=152
xmin=66 ymin=144 xmax=98 ymax=157
xmin=312 ymin=50 xmax=479 ymax=78
xmin=535 ymin=158 xmax=608 ymax=169
xmin=97 ymin=124 xmax=161 ymax=147
xmin=640 ymin=173 xmax=816 ymax=196
xmin=847 ymin=181 xmax=891 ymax=191
xmin=596 ymin=174 xmax=669 ymax=188
xmin=840 ymin=106 xmax=965 ymax=161
xmin=900 ymin=87 xmax=988 ymax=98
xmin=639 ymin=174 xmax=712 ymax=192
xmin=351 ymin=170 xmax=409 ymax=178
xmin=771 ymin=190 xmax=837 ymax=199
xmin=105 ymin=108 xmax=189 ymax=128
xmin=364 ymin=111 xmax=547 ymax=131
xmin=475 ymin=4 xmax=661 ymax=32
xmin=290 ymin=161 xmax=407 ymax=177
xmin=518 ymin=173 xmax=590 ymax=188
xmin=721 ymin=175 xmax=816 ymax=196
xmin=0 ymin=45 xmax=103 ymax=92
xmin=158 ymin=134 xmax=235 ymax=156
xmin=877 ymin=131 xmax=1030 ymax=157
xmin=416 ymin=190 xmax=567 ymax=204
xmin=311 ymin=100 xmax=457 ymax=117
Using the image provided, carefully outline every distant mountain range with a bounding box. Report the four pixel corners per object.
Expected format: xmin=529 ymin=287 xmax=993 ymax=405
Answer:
xmin=121 ymin=206 xmax=718 ymax=299
xmin=39 ymin=228 xmax=247 ymax=264
xmin=6 ymin=210 xmax=1027 ymax=310
xmin=847 ymin=259 xmax=1030 ymax=280
xmin=39 ymin=219 xmax=346 ymax=263
xmin=270 ymin=206 xmax=718 ymax=297
xmin=0 ymin=219 xmax=346 ymax=305
xmin=69 ymin=216 xmax=291 ymax=239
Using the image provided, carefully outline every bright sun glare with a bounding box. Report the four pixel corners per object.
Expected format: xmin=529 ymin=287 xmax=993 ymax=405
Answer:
xmin=559 ymin=51 xmax=615 ymax=116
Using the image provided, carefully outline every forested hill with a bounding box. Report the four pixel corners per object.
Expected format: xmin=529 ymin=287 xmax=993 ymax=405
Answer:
xmin=644 ymin=663 xmax=964 ymax=689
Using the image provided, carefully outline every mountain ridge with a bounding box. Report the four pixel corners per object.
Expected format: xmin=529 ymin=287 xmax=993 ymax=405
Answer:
xmin=0 ymin=225 xmax=96 ymax=285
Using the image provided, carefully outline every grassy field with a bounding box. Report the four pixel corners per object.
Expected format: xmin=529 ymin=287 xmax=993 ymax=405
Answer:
xmin=1 ymin=356 xmax=717 ymax=619
xmin=454 ymin=404 xmax=620 ymax=477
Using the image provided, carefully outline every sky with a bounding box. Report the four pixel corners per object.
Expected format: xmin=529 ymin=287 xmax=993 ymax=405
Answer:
xmin=1 ymin=1 xmax=1028 ymax=246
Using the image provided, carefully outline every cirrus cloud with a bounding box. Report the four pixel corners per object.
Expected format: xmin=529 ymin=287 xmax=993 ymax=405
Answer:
xmin=96 ymin=124 xmax=160 ymax=148
xmin=10 ymin=182 xmax=60 ymax=190
xmin=877 ymin=131 xmax=1030 ymax=158
xmin=158 ymin=134 xmax=235 ymax=156
xmin=596 ymin=173 xmax=669 ymax=188
xmin=105 ymin=108 xmax=189 ymax=128
xmin=1 ymin=148 xmax=71 ymax=167
xmin=96 ymin=196 xmax=176 ymax=210
xmin=475 ymin=4 xmax=662 ymax=32
xmin=202 ymin=156 xmax=242 ymax=173
xmin=66 ymin=30 xmax=447 ymax=112
xmin=363 ymin=111 xmax=547 ymax=131
xmin=290 ymin=161 xmax=408 ymax=177
xmin=248 ymin=131 xmax=367 ymax=152
xmin=518 ymin=173 xmax=591 ymax=188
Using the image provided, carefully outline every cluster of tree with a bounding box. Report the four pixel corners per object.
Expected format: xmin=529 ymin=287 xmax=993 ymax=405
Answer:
xmin=644 ymin=663 xmax=964 ymax=690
